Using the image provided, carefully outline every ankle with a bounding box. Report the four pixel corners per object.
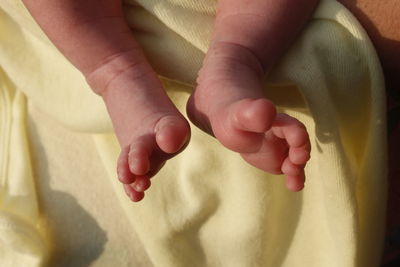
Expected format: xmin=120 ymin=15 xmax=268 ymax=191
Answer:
xmin=84 ymin=49 xmax=154 ymax=98
xmin=203 ymin=41 xmax=265 ymax=79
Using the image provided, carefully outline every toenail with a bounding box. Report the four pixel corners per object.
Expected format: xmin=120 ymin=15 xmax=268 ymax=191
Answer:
xmin=133 ymin=183 xmax=142 ymax=192
xmin=155 ymin=120 xmax=176 ymax=134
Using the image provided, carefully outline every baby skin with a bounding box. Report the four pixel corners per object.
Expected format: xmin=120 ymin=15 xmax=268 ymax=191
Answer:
xmin=23 ymin=0 xmax=317 ymax=202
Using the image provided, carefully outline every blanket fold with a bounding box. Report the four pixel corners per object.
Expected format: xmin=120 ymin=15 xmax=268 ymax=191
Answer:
xmin=0 ymin=70 xmax=50 ymax=266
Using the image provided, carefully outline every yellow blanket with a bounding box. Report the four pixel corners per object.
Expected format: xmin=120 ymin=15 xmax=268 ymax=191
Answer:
xmin=0 ymin=0 xmax=387 ymax=266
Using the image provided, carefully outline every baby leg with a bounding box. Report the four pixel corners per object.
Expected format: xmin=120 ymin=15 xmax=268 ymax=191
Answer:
xmin=22 ymin=0 xmax=190 ymax=201
xmin=187 ymin=0 xmax=317 ymax=191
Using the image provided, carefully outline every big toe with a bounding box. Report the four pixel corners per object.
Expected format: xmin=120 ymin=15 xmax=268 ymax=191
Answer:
xmin=155 ymin=115 xmax=190 ymax=154
xmin=232 ymin=98 xmax=276 ymax=133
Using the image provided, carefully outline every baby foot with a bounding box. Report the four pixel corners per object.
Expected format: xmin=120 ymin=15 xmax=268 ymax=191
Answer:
xmin=92 ymin=51 xmax=191 ymax=202
xmin=187 ymin=42 xmax=310 ymax=191
xmin=116 ymin=113 xmax=190 ymax=202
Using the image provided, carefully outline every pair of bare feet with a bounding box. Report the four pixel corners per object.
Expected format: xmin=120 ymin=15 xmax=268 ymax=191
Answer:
xmin=20 ymin=0 xmax=314 ymax=203
xmin=104 ymin=42 xmax=311 ymax=202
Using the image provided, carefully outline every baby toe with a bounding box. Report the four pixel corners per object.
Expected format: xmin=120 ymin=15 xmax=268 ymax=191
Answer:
xmin=285 ymin=173 xmax=305 ymax=192
xmin=289 ymin=145 xmax=311 ymax=165
xmin=281 ymin=157 xmax=303 ymax=176
xmin=132 ymin=177 xmax=151 ymax=192
xmin=272 ymin=114 xmax=309 ymax=148
xmin=117 ymin=146 xmax=135 ymax=184
xmin=128 ymin=138 xmax=153 ymax=176
xmin=124 ymin=184 xmax=145 ymax=202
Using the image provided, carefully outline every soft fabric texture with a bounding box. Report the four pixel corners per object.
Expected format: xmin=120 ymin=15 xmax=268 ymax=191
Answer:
xmin=0 ymin=0 xmax=387 ymax=266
